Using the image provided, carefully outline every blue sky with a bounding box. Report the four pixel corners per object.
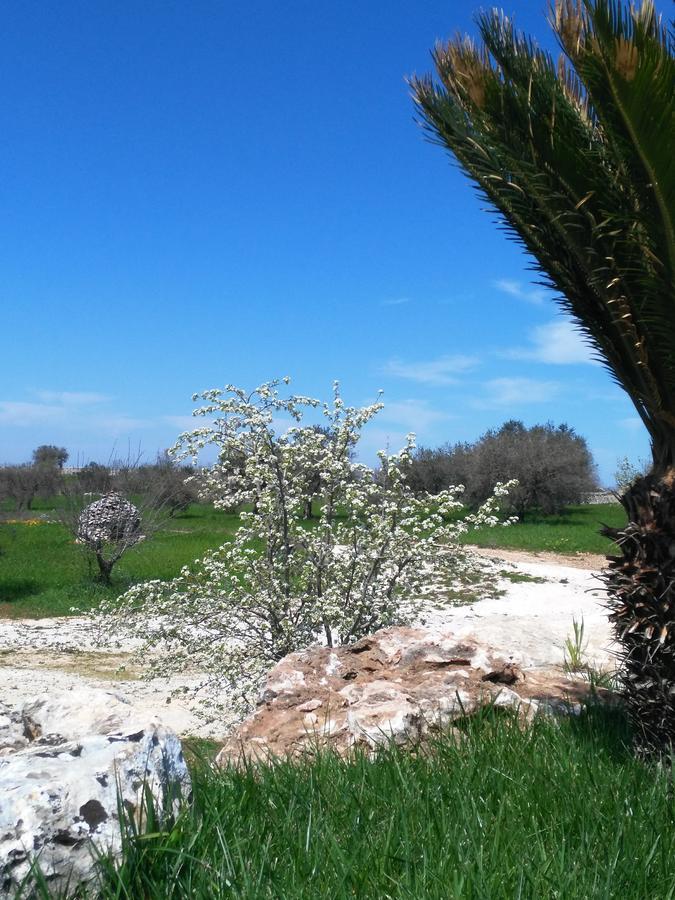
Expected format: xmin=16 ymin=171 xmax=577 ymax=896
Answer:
xmin=0 ymin=0 xmax=654 ymax=484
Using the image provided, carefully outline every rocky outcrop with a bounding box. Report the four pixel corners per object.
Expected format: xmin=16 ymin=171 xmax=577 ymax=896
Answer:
xmin=0 ymin=689 xmax=189 ymax=898
xmin=217 ymin=626 xmax=610 ymax=765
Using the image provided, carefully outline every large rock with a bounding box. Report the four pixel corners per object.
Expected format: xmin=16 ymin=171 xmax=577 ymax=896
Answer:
xmin=217 ymin=626 xmax=611 ymax=765
xmin=0 ymin=689 xmax=190 ymax=898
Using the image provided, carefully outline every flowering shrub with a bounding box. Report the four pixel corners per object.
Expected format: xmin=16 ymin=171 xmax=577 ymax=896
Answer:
xmin=97 ymin=379 xmax=514 ymax=721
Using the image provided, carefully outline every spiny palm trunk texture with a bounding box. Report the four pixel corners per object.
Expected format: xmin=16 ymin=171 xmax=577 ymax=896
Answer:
xmin=603 ymin=470 xmax=675 ymax=757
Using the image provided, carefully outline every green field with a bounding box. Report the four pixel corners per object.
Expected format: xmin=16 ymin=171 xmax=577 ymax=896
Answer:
xmin=0 ymin=502 xmax=626 ymax=619
xmin=460 ymin=503 xmax=627 ymax=555
xmin=0 ymin=504 xmax=239 ymax=618
xmin=24 ymin=705 xmax=671 ymax=900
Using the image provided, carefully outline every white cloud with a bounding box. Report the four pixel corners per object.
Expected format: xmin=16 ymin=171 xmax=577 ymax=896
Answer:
xmin=99 ymin=414 xmax=148 ymax=433
xmin=35 ymin=391 xmax=109 ymax=406
xmin=380 ymin=297 xmax=411 ymax=307
xmin=478 ymin=377 xmax=560 ymax=408
xmin=0 ymin=391 xmax=115 ymax=428
xmin=163 ymin=414 xmax=202 ymax=432
xmin=357 ymin=426 xmax=411 ymax=464
xmin=494 ymin=279 xmax=548 ymax=305
xmin=0 ymin=401 xmax=68 ymax=427
xmin=378 ymin=400 xmax=452 ymax=432
xmin=505 ymin=320 xmax=596 ymax=365
xmin=618 ymin=416 xmax=643 ymax=432
xmin=381 ymin=354 xmax=478 ymax=386
xmin=0 ymin=393 xmax=145 ymax=433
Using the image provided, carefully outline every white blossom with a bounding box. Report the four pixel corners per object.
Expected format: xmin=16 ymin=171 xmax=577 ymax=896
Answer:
xmin=95 ymin=379 xmax=516 ymax=723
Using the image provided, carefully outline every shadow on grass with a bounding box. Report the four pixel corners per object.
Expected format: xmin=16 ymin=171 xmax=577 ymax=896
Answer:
xmin=451 ymin=698 xmax=633 ymax=764
xmin=0 ymin=577 xmax=41 ymax=601
xmin=565 ymin=701 xmax=634 ymax=763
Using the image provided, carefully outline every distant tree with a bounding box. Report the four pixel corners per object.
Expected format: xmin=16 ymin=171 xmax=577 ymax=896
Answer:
xmin=77 ymin=452 xmax=196 ymax=516
xmin=467 ymin=421 xmax=598 ymax=517
xmin=74 ymin=492 xmax=145 ymax=584
xmin=0 ymin=464 xmax=60 ymax=512
xmin=409 ymin=421 xmax=598 ymax=517
xmin=32 ymin=445 xmax=68 ymax=470
xmin=406 ymin=442 xmax=473 ymax=495
xmin=60 ymin=452 xmax=189 ymax=582
xmin=75 ymin=462 xmax=112 ymax=494
xmin=140 ymin=452 xmax=197 ymax=517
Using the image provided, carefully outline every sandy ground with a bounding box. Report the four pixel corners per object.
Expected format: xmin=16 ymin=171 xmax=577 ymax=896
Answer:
xmin=465 ymin=544 xmax=608 ymax=571
xmin=0 ymin=549 xmax=616 ymax=739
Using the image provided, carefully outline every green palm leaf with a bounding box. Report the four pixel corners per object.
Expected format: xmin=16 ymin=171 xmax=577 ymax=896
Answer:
xmin=410 ymin=0 xmax=675 ymax=465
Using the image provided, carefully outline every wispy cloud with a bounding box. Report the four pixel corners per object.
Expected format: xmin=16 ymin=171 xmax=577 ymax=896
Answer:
xmin=378 ymin=400 xmax=453 ymax=432
xmin=504 ymin=320 xmax=596 ymax=365
xmin=101 ymin=414 xmax=148 ymax=433
xmin=35 ymin=390 xmax=109 ymax=406
xmin=380 ymin=297 xmax=411 ymax=307
xmin=494 ymin=279 xmax=548 ymax=305
xmin=0 ymin=391 xmax=145 ymax=434
xmin=357 ymin=426 xmax=411 ymax=463
xmin=0 ymin=401 xmax=68 ymax=427
xmin=618 ymin=416 xmax=643 ymax=432
xmin=163 ymin=414 xmax=203 ymax=432
xmin=477 ymin=377 xmax=560 ymax=409
xmin=381 ymin=354 xmax=478 ymax=386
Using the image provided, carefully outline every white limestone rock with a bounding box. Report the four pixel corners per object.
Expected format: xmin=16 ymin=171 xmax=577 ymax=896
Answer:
xmin=0 ymin=702 xmax=29 ymax=757
xmin=0 ymin=691 xmax=190 ymax=898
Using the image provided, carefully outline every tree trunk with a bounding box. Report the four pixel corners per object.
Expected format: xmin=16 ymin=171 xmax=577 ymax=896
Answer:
xmin=602 ymin=469 xmax=675 ymax=757
xmin=95 ymin=552 xmax=115 ymax=585
xmin=304 ymin=498 xmax=313 ymax=520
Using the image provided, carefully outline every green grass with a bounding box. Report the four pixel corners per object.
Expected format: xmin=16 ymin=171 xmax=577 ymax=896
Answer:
xmin=0 ymin=503 xmax=239 ymax=618
xmin=0 ymin=501 xmax=626 ymax=619
xmin=24 ymin=705 xmax=675 ymax=899
xmin=460 ymin=503 xmax=627 ymax=555
xmin=498 ymin=569 xmax=548 ymax=584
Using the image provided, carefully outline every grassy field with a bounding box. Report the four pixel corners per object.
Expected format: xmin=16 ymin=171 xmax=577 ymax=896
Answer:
xmin=0 ymin=504 xmax=239 ymax=618
xmin=24 ymin=704 xmax=675 ymax=899
xmin=461 ymin=503 xmax=626 ymax=555
xmin=0 ymin=501 xmax=625 ymax=618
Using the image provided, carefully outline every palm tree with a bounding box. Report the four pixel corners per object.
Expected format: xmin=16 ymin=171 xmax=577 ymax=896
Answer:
xmin=410 ymin=0 xmax=674 ymax=755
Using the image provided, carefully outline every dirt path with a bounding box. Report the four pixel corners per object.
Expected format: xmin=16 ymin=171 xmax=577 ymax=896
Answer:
xmin=465 ymin=545 xmax=608 ymax=571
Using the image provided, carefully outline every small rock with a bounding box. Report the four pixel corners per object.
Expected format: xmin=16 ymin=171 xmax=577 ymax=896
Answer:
xmin=297 ymin=698 xmax=323 ymax=712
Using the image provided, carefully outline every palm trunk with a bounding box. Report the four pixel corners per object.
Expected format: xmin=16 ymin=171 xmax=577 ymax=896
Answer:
xmin=602 ymin=468 xmax=675 ymax=757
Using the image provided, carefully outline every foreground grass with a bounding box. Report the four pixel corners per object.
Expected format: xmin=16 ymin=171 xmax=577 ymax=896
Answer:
xmin=25 ymin=705 xmax=675 ymax=899
xmin=0 ymin=504 xmax=239 ymax=618
xmin=461 ymin=503 xmax=626 ymax=556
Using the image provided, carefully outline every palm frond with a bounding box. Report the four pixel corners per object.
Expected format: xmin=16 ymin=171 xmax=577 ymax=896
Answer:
xmin=410 ymin=0 xmax=675 ymax=465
